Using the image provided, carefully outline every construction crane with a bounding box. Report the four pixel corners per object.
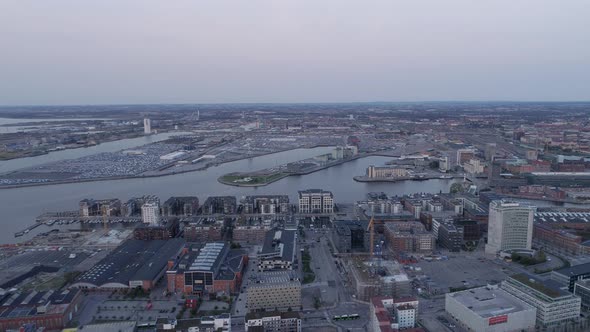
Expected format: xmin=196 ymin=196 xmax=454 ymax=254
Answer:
xmin=367 ymin=216 xmax=375 ymax=258
xmin=101 ymin=204 xmax=108 ymax=231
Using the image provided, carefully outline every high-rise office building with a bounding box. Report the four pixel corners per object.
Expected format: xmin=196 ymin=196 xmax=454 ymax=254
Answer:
xmin=485 ymin=200 xmax=535 ymax=254
xmin=144 ymin=118 xmax=151 ymax=134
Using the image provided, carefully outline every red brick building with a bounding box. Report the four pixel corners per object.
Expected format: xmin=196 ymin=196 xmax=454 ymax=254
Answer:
xmin=166 ymin=242 xmax=247 ymax=296
xmin=0 ymin=289 xmax=82 ymax=331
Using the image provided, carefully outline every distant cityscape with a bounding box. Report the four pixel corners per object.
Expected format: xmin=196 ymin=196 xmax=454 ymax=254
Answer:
xmin=2 ymin=103 xmax=590 ymax=331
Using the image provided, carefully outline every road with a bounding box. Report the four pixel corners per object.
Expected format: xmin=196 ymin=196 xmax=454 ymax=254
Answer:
xmin=301 ymin=229 xmax=369 ymax=331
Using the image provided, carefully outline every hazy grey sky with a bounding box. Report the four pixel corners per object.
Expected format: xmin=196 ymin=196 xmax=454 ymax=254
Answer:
xmin=1 ymin=0 xmax=589 ymax=105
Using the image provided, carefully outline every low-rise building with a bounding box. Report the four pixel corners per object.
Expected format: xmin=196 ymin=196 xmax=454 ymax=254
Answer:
xmin=246 ymin=271 xmax=301 ymax=312
xmin=134 ymin=218 xmax=180 ymax=240
xmin=233 ymin=225 xmax=271 ymax=244
xmin=162 ymin=196 xmax=199 ymax=217
xmin=574 ymin=279 xmax=590 ymax=310
xmin=72 ymin=238 xmax=185 ymax=290
xmin=384 ymin=222 xmax=435 ymax=254
xmin=202 ymin=196 xmax=237 ymax=215
xmin=77 ymin=322 xmax=137 ymax=332
xmin=366 ymin=165 xmax=409 ymax=178
xmin=184 ymin=221 xmax=224 ymax=243
xmin=437 ymin=222 xmax=463 ymax=252
xmin=370 ymin=296 xmax=419 ymax=332
xmin=156 ymin=314 xmax=231 ymax=332
xmin=551 ymin=262 xmax=590 ymax=292
xmin=245 ymin=311 xmax=302 ymax=332
xmin=243 ymin=195 xmax=290 ymax=215
xmin=79 ymin=198 xmax=122 ymax=217
xmin=502 ymin=273 xmax=581 ymax=327
xmin=0 ymin=289 xmax=83 ymax=331
xmin=445 ymin=285 xmax=536 ymax=332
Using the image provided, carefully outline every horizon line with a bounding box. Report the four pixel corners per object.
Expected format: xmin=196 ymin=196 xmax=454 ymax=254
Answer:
xmin=2 ymin=100 xmax=590 ymax=108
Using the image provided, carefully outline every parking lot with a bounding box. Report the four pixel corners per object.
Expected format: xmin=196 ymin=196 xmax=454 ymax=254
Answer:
xmin=85 ymin=298 xmax=180 ymax=324
xmin=413 ymin=253 xmax=510 ymax=293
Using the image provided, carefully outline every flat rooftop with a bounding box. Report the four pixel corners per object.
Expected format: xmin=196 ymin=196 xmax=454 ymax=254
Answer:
xmin=554 ymin=262 xmax=590 ymax=277
xmin=188 ymin=242 xmax=227 ymax=272
xmin=0 ymin=289 xmax=79 ymax=318
xmin=535 ymin=211 xmax=590 ymax=224
xmin=75 ymin=238 xmax=184 ymax=287
xmin=509 ymin=273 xmax=569 ymax=299
xmin=260 ymin=229 xmax=296 ymax=262
xmin=245 ymin=310 xmax=301 ymax=320
xmin=249 ymin=271 xmax=300 ymax=288
xmin=448 ymin=286 xmax=533 ymax=318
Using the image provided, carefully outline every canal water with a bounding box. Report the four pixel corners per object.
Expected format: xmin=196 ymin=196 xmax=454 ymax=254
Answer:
xmin=0 ymin=146 xmax=463 ymax=243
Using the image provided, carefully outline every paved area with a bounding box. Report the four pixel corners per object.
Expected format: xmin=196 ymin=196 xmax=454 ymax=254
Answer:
xmin=413 ymin=254 xmax=509 ymax=293
xmin=0 ymin=248 xmax=90 ymax=287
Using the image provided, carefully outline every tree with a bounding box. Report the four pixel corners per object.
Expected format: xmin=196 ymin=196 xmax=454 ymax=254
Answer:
xmin=450 ymin=183 xmax=464 ymax=194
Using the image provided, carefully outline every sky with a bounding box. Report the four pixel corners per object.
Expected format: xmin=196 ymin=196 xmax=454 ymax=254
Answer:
xmin=0 ymin=0 xmax=589 ymax=105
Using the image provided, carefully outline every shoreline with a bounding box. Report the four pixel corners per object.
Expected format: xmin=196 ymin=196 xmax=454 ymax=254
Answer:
xmin=218 ymin=154 xmax=367 ymax=187
xmin=353 ymin=175 xmax=460 ymax=183
xmin=0 ymin=131 xmax=160 ymax=161
xmin=0 ymin=144 xmax=338 ymax=190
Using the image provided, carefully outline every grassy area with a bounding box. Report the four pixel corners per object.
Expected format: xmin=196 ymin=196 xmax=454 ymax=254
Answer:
xmin=302 ymin=249 xmax=315 ymax=284
xmin=511 ymin=251 xmax=546 ymax=266
xmin=0 ymin=149 xmax=48 ymax=160
xmin=21 ymin=271 xmax=80 ymax=291
xmin=220 ymin=172 xmax=286 ymax=185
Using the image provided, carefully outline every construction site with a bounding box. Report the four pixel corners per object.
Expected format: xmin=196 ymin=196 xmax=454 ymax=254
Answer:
xmin=332 ymin=216 xmax=410 ymax=302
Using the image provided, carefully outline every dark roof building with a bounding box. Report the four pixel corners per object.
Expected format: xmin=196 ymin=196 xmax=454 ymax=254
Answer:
xmin=72 ymin=238 xmax=185 ymax=290
xmin=332 ymin=220 xmax=370 ymax=253
xmin=552 ymin=262 xmax=590 ymax=292
xmin=0 ymin=289 xmax=82 ymax=331
xmin=162 ymin=196 xmax=199 ymax=217
xmin=258 ymin=229 xmax=297 ymax=272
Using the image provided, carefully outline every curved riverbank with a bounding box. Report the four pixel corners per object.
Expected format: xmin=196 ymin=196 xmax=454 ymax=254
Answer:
xmin=0 ymin=145 xmax=336 ymax=190
xmin=218 ymin=154 xmax=366 ymax=187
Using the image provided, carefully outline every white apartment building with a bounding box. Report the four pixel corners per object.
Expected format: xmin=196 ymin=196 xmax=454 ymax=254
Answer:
xmin=143 ymin=118 xmax=151 ymax=134
xmin=141 ymin=202 xmax=160 ymax=225
xmin=464 ymin=158 xmax=485 ymax=174
xmin=366 ymin=165 xmax=409 ymax=178
xmin=298 ymin=189 xmax=333 ymax=214
xmin=369 ymin=296 xmax=419 ymax=331
xmin=485 ymin=200 xmax=535 ymax=255
xmin=245 ymin=311 xmax=301 ymax=332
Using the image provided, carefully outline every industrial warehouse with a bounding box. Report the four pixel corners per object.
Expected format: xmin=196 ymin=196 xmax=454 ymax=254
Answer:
xmin=71 ymin=239 xmax=185 ymax=290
